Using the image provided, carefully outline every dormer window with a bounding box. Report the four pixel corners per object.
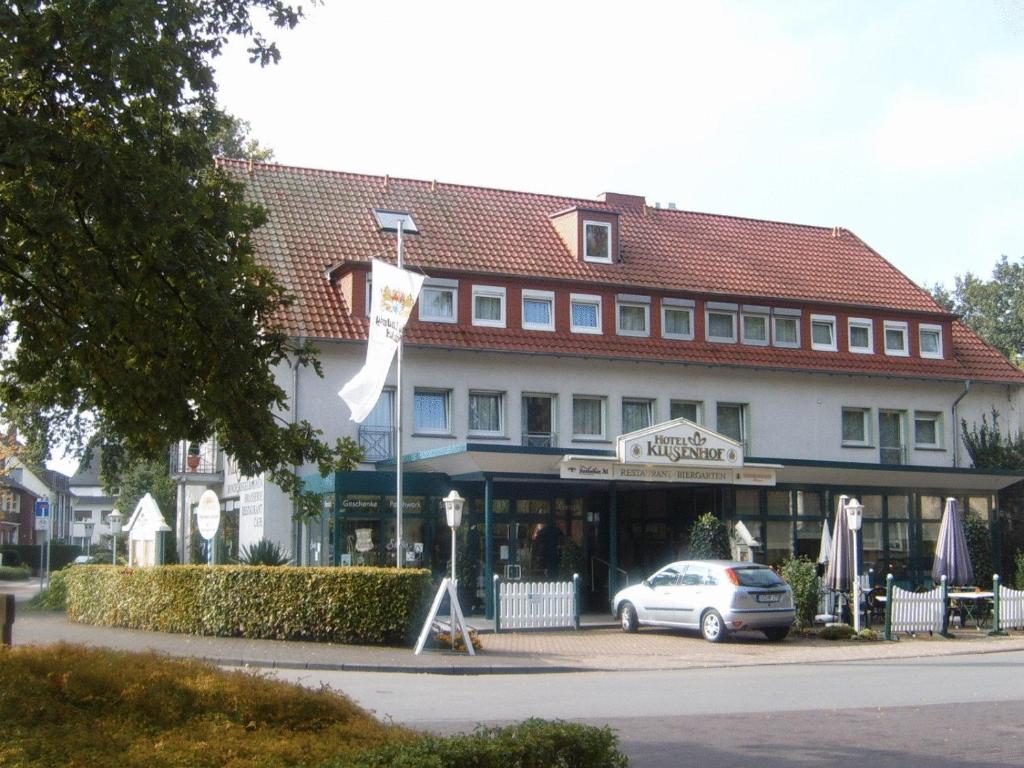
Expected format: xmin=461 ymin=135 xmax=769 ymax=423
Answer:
xmin=584 ymin=221 xmax=612 ymax=263
xmin=919 ymin=324 xmax=943 ymax=359
xmin=420 ymin=279 xmax=458 ymax=323
xmin=884 ymin=321 xmax=909 ymax=356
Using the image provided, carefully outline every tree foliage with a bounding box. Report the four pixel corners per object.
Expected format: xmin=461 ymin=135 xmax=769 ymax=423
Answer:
xmin=0 ymin=1 xmax=358 ymax=518
xmin=961 ymin=410 xmax=1024 ymax=470
xmin=687 ymin=512 xmax=730 ymax=559
xmin=930 ymin=255 xmax=1024 ymax=366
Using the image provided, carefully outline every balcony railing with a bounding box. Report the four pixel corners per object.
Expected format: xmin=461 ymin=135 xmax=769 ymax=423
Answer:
xmin=358 ymin=425 xmax=395 ymax=461
xmin=171 ymin=440 xmax=222 ymax=476
xmin=524 ymin=432 xmax=556 ymax=448
xmin=880 ymin=446 xmax=907 ymax=465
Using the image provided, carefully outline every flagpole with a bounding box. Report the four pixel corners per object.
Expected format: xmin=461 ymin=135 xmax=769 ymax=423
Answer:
xmin=395 ymin=219 xmax=404 ymax=569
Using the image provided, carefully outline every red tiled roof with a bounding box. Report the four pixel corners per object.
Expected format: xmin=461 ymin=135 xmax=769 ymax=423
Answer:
xmin=222 ymin=160 xmax=1024 ymax=385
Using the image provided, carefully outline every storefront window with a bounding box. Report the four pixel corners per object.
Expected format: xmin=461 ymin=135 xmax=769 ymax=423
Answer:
xmin=795 ymin=517 xmax=822 ymax=560
xmin=735 ymin=489 xmax=759 ymax=517
xmin=516 ymin=499 xmax=551 ymax=516
xmin=795 ymin=491 xmax=823 ymax=517
xmin=920 ymin=495 xmax=943 ymax=520
xmin=766 ymin=491 xmax=790 ymax=516
xmin=967 ymin=496 xmax=991 ymax=522
xmin=887 ymin=494 xmax=909 ymax=519
xmin=765 ymin=520 xmax=791 ymax=567
xmin=861 ymin=520 xmax=883 ymax=575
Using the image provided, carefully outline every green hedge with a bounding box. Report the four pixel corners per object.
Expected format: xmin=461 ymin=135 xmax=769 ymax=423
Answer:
xmin=338 ymin=719 xmax=628 ymax=768
xmin=62 ymin=565 xmax=434 ymax=645
xmin=0 ymin=564 xmax=32 ymax=581
xmin=1 ymin=543 xmax=83 ymax=572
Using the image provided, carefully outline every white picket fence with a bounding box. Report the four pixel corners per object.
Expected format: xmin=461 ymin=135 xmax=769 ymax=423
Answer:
xmin=889 ymin=584 xmax=945 ymax=635
xmin=494 ymin=576 xmax=579 ymax=631
xmin=998 ymin=584 xmax=1024 ymax=630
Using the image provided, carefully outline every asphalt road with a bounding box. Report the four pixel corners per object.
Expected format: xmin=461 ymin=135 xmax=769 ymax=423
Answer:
xmin=269 ymin=650 xmax=1024 ymax=767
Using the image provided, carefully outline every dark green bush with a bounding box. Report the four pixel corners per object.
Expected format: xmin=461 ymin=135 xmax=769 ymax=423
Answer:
xmin=0 ymin=564 xmax=31 ymax=581
xmin=964 ymin=515 xmax=994 ymax=587
xmin=62 ymin=565 xmax=434 ymax=645
xmin=27 ymin=568 xmax=69 ymax=611
xmin=780 ymin=556 xmax=819 ymax=628
xmin=339 ymin=719 xmax=628 ymax=768
xmin=1015 ymin=550 xmax=1024 ymax=590
xmin=238 ymin=538 xmax=290 ymax=565
xmin=819 ymin=623 xmax=855 ymax=640
xmin=687 ymin=513 xmax=730 ymax=559
xmin=1 ymin=543 xmax=82 ymax=572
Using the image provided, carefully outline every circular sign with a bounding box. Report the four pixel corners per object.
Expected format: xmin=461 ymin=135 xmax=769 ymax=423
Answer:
xmin=196 ymin=490 xmax=221 ymax=541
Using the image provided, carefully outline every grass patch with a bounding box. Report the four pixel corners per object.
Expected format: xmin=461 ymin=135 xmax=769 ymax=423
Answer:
xmin=0 ymin=564 xmax=31 ymax=581
xmin=0 ymin=644 xmax=628 ymax=768
xmin=0 ymin=644 xmax=413 ymax=768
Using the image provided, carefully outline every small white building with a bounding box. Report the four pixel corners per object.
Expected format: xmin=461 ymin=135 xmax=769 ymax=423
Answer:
xmin=125 ymin=493 xmax=171 ymax=567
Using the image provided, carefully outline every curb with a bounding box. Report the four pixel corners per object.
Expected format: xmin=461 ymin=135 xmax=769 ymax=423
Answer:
xmin=209 ymin=657 xmax=586 ymax=675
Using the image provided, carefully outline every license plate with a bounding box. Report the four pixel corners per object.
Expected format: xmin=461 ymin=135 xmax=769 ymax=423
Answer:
xmin=757 ymin=593 xmax=782 ymax=603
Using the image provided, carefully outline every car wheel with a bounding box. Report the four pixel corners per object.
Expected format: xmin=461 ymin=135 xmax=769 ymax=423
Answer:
xmin=701 ymin=609 xmax=728 ymax=643
xmin=620 ymin=602 xmax=639 ymax=633
xmin=763 ymin=626 xmax=790 ymax=642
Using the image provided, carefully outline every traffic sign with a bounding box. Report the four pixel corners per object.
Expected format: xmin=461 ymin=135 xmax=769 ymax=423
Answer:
xmin=34 ymin=500 xmax=50 ymax=531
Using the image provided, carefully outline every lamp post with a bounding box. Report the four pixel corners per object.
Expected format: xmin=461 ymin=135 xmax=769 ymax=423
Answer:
xmin=845 ymin=497 xmax=864 ymax=633
xmin=83 ymin=520 xmax=95 ymax=556
xmin=108 ymin=509 xmax=123 ymax=566
xmin=443 ymin=490 xmax=465 ymax=585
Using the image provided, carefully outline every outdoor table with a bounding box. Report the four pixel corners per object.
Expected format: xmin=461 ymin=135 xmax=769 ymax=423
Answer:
xmin=947 ymin=591 xmax=994 ymax=630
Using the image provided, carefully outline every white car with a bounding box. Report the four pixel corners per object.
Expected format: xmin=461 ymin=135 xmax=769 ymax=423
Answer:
xmin=612 ymin=560 xmax=795 ymax=643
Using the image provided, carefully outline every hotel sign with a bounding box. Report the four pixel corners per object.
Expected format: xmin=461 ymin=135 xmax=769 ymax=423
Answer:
xmin=559 ymin=418 xmax=775 ymax=486
xmin=618 ymin=418 xmax=743 ymax=468
xmin=559 ymin=459 xmax=775 ymax=486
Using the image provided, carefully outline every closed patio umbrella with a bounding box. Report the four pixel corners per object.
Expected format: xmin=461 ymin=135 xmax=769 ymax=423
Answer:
xmin=817 ymin=518 xmax=832 ymax=566
xmin=823 ymin=495 xmax=852 ymax=592
xmin=932 ymin=497 xmax=973 ymax=587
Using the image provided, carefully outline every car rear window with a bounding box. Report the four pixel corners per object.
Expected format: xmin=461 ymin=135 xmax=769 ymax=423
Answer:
xmin=732 ymin=567 xmax=785 ymax=588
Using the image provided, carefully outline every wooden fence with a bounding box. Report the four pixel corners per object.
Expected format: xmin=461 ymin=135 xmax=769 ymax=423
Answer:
xmin=493 ymin=574 xmax=580 ymax=632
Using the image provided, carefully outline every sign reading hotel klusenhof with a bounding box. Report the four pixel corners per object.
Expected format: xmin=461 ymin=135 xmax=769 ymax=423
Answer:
xmin=560 ymin=418 xmax=776 ymax=486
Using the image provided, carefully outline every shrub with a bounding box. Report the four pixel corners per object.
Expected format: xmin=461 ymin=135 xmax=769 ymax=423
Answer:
xmin=62 ymin=565 xmax=434 ymax=646
xmin=780 ymin=556 xmax=819 ymax=628
xmin=964 ymin=515 xmax=994 ymax=587
xmin=340 ymin=719 xmax=628 ymax=768
xmin=0 ymin=564 xmax=31 ymax=581
xmin=819 ymin=623 xmax=855 ymax=640
xmin=855 ymin=628 xmax=880 ymax=641
xmin=688 ymin=513 xmax=730 ymax=559
xmin=238 ymin=538 xmax=290 ymax=566
xmin=27 ymin=568 xmax=70 ymax=611
xmin=0 ymin=644 xmax=412 ymax=768
xmin=1015 ymin=550 xmax=1024 ymax=589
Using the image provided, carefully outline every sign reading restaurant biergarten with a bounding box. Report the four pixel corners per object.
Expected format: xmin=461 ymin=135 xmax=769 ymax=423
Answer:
xmin=559 ymin=418 xmax=777 ymax=486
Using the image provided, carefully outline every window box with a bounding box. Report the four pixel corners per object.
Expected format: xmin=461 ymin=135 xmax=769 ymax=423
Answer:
xmin=884 ymin=321 xmax=909 ymax=356
xmin=848 ymin=318 xmax=874 ymax=354
xmin=570 ymin=293 xmax=602 ymax=334
xmin=810 ymin=314 xmax=837 ymax=351
xmin=522 ymin=289 xmax=555 ymax=331
xmin=919 ymin=324 xmax=943 ymax=359
xmin=472 ymin=285 xmax=506 ymax=328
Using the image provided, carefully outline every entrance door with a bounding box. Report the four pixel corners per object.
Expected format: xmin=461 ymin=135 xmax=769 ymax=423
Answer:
xmin=522 ymin=395 xmax=555 ymax=447
xmin=878 ymin=411 xmax=905 ymax=465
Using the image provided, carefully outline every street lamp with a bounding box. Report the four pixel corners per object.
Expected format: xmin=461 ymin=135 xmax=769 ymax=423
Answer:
xmin=108 ymin=508 xmax=123 ymax=566
xmin=845 ymin=497 xmax=864 ymax=633
xmin=443 ymin=490 xmax=465 ymax=585
xmin=83 ymin=520 xmax=95 ymax=556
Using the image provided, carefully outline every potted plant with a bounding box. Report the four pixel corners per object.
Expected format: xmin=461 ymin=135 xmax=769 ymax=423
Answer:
xmin=186 ymin=442 xmax=201 ymax=470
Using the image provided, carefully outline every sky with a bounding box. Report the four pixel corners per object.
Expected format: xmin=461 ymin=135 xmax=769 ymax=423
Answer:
xmin=46 ymin=1 xmax=1024 ymax=477
xmin=213 ymin=0 xmax=1024 ymax=292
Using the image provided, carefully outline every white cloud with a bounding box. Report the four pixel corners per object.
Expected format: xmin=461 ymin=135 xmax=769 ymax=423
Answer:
xmin=867 ymin=53 xmax=1024 ymax=171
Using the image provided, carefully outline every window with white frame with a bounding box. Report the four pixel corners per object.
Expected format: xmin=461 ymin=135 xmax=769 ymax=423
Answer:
xmin=570 ymin=293 xmax=602 ymax=334
xmin=670 ymin=400 xmax=702 ymax=423
xmin=583 ymin=220 xmax=612 ymax=263
xmin=716 ymin=403 xmax=748 ymax=451
xmin=884 ymin=320 xmax=909 ymax=356
xmin=572 ymin=395 xmax=606 ymax=440
xmin=413 ymin=389 xmax=451 ymax=434
xmin=914 ymin=411 xmax=942 ymax=448
xmin=841 ymin=407 xmax=871 ymax=446
xmin=419 ymin=279 xmax=458 ymax=323
xmin=622 ymin=398 xmax=654 ymax=433
xmin=919 ymin=324 xmax=943 ymax=359
xmin=468 ymin=391 xmax=503 ymax=436
xmin=471 ymin=285 xmax=506 ymax=328
xmin=741 ymin=306 xmax=770 ymax=346
xmin=810 ymin=314 xmax=837 ymax=351
xmin=661 ymin=298 xmax=694 ymax=340
xmin=848 ymin=318 xmax=874 ymax=353
xmin=521 ymin=289 xmax=555 ymax=331
xmin=706 ymin=303 xmax=738 ymax=343
xmin=616 ymin=294 xmax=650 ymax=336
xmin=772 ymin=309 xmax=801 ymax=348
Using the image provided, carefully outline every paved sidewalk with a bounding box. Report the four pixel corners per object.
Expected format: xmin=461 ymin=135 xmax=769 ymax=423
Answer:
xmin=7 ymin=581 xmax=1024 ymax=675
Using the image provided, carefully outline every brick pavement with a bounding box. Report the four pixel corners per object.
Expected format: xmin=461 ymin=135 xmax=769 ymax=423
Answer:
xmin=6 ymin=579 xmax=1024 ymax=675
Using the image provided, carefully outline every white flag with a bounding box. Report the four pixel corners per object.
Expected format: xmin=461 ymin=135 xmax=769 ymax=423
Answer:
xmin=339 ymin=259 xmax=425 ymax=422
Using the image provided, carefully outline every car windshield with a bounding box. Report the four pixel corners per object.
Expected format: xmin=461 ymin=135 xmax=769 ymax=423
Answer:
xmin=731 ymin=566 xmax=785 ymax=588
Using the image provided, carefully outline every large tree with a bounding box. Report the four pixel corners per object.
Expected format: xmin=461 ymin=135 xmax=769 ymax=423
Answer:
xmin=0 ymin=1 xmax=358 ymax=518
xmin=931 ymin=255 xmax=1024 ymax=366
